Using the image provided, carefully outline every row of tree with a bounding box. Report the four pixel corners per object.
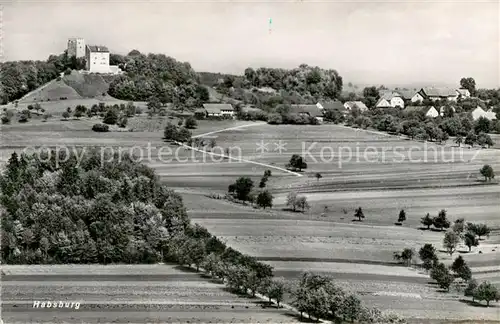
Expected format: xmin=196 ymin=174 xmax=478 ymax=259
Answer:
xmin=394 ymin=242 xmax=498 ymax=307
xmin=290 ymin=272 xmax=406 ymax=323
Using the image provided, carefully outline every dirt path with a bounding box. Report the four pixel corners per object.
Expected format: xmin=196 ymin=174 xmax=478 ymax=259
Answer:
xmin=181 ymin=121 xmax=304 ymax=177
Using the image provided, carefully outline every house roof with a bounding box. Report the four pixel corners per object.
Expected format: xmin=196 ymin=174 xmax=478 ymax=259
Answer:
xmin=202 ymin=103 xmax=234 ymax=114
xmin=375 ymin=98 xmax=392 ymax=107
xmin=380 ymin=92 xmax=402 ymax=101
xmin=345 ymin=101 xmax=367 ymax=110
xmin=194 ymin=108 xmax=206 ymax=113
xmin=397 ymin=90 xmax=417 ymax=100
xmin=318 ymin=100 xmax=344 ymax=111
xmin=87 ymin=45 xmax=109 ymax=53
xmin=457 ymin=89 xmax=470 ymax=95
xmin=405 ymin=105 xmax=435 ymax=114
xmin=420 ymin=87 xmax=457 ymax=97
xmin=290 ymin=104 xmax=323 ymax=118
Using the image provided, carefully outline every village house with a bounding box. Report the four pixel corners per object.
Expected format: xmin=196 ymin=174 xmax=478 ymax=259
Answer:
xmin=394 ymin=90 xmax=417 ymax=103
xmin=202 ymin=103 xmax=235 ymax=118
xmin=472 ymin=106 xmax=497 ymax=121
xmin=419 ymin=87 xmax=458 ymax=102
xmin=456 ymin=88 xmax=471 ymax=99
xmin=405 ymin=105 xmax=439 ymax=118
xmin=344 ymin=101 xmax=368 ymax=112
xmin=291 ymin=104 xmax=325 ymax=122
xmin=375 ymin=92 xmax=405 ymax=108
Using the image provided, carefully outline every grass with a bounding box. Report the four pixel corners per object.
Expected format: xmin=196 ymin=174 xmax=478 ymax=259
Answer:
xmin=1 ymin=264 xmax=300 ymax=324
xmin=1 ymin=120 xmax=500 ymax=321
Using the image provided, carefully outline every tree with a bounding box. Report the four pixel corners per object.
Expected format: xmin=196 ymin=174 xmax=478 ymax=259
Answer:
xmin=474 ymin=116 xmax=490 ymax=134
xmin=256 ymin=190 xmax=273 ymax=209
xmin=268 ymin=277 xmax=288 ymax=308
xmin=421 ymin=213 xmax=433 ymax=229
xmin=296 ymin=196 xmax=310 ymax=212
xmin=258 ymin=176 xmax=268 ymax=188
xmin=452 ymin=218 xmax=465 ymax=235
xmin=147 ymin=97 xmax=161 ymax=114
xmin=451 ymin=256 xmax=472 ymax=282
xmin=118 ymin=116 xmax=128 ymax=128
xmin=103 ymin=109 xmax=118 ymax=125
xmin=184 ymin=116 xmax=197 ymax=129
xmin=460 ymin=77 xmax=476 ymax=96
xmin=342 ymin=294 xmax=362 ymax=323
xmin=465 ymin=131 xmax=477 ymax=147
xmin=354 ymin=207 xmax=365 ymax=221
xmin=230 ymin=177 xmax=254 ymax=201
xmin=397 ymin=209 xmax=406 ymax=223
xmin=394 ymin=248 xmax=414 ymax=267
xmin=468 ymin=223 xmax=491 ymax=240
xmin=286 ymin=154 xmax=307 ymax=171
xmin=430 ymin=262 xmax=454 ymax=291
xmin=73 ymin=110 xmax=83 ymax=119
xmin=62 ymin=111 xmax=70 ymax=120
xmin=1 ymin=115 xmax=11 ymax=124
xmin=443 ymin=231 xmax=460 ymax=255
xmin=464 ymin=279 xmax=478 ymax=301
xmin=163 ymin=122 xmax=178 ymax=141
xmin=66 ymin=106 xmax=72 ymax=114
xmin=264 ymin=170 xmax=272 ymax=177
xmin=480 ymin=164 xmax=495 ymax=181
xmin=419 ymin=244 xmax=438 ymax=270
xmin=474 ymin=281 xmax=499 ymax=306
xmin=433 ymin=209 xmax=450 ymax=231
xmin=476 ymin=132 xmax=494 ymax=148
xmin=314 ymin=172 xmax=322 ymax=181
xmin=463 ymin=231 xmax=479 ymax=252
xmin=286 ymin=192 xmax=298 ymax=212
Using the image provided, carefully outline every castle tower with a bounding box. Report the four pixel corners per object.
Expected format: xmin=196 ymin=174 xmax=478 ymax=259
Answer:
xmin=67 ymin=38 xmax=85 ymax=58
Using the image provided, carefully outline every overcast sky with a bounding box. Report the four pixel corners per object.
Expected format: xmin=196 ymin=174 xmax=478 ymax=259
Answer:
xmin=3 ymin=0 xmax=500 ymax=88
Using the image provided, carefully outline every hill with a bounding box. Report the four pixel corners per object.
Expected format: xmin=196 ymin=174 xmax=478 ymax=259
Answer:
xmin=18 ymin=78 xmax=83 ymax=103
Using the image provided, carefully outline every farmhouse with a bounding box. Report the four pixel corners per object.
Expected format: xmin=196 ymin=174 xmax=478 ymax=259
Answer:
xmin=85 ymin=45 xmax=110 ymax=73
xmin=316 ymin=100 xmax=344 ymax=110
xmin=376 ymin=92 xmax=404 ymax=108
xmin=290 ymin=104 xmax=324 ymax=122
xmin=419 ymin=87 xmax=458 ymax=102
xmin=472 ymin=106 xmax=497 ymax=121
xmin=202 ymin=103 xmax=235 ymax=118
xmin=405 ymin=105 xmax=439 ymax=118
xmin=456 ymin=88 xmax=471 ymax=98
xmin=344 ymin=101 xmax=368 ymax=112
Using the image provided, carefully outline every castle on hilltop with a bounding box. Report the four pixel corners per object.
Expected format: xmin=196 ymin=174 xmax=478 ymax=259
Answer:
xmin=67 ymin=37 xmax=120 ymax=74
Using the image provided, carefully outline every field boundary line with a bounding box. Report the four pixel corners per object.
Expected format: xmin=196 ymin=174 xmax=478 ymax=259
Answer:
xmin=175 ymin=142 xmax=303 ymax=177
xmin=192 ymin=121 xmax=267 ymax=138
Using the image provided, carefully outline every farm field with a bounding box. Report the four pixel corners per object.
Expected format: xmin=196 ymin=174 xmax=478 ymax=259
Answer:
xmin=1 ymin=117 xmax=499 ymax=322
xmin=1 ymin=265 xmax=299 ymax=324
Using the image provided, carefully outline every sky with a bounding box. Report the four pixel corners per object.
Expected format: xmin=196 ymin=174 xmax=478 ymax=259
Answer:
xmin=2 ymin=0 xmax=500 ymax=88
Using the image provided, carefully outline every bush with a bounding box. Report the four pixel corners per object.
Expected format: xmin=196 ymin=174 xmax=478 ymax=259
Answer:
xmin=185 ymin=116 xmax=198 ymax=129
xmin=92 ymin=123 xmax=110 ymax=132
xmin=1 ymin=116 xmax=11 ymax=124
xmin=103 ymin=109 xmax=118 ymax=125
xmin=18 ymin=115 xmax=28 ymax=123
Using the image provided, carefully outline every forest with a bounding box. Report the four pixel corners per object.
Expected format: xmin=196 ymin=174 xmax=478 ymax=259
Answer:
xmin=0 ymin=149 xmax=267 ymax=274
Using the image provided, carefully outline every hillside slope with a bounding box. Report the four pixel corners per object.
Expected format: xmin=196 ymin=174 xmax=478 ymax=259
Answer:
xmin=62 ymin=71 xmax=113 ymax=98
xmin=14 ymin=70 xmax=118 ymax=105
xmin=19 ymin=79 xmax=83 ymax=103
